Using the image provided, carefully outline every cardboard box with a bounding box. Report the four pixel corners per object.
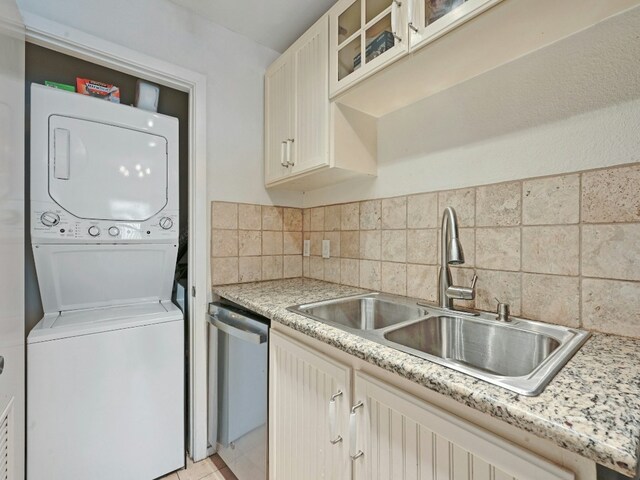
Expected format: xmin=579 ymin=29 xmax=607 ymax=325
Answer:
xmin=76 ymin=78 xmax=120 ymax=103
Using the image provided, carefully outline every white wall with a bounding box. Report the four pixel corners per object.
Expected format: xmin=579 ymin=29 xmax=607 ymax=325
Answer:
xmin=17 ymin=0 xmax=304 ymax=207
xmin=303 ymin=7 xmax=640 ymax=207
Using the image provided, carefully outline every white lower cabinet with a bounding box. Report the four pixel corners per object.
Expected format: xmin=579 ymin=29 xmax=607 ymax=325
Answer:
xmin=270 ymin=331 xmax=575 ymax=480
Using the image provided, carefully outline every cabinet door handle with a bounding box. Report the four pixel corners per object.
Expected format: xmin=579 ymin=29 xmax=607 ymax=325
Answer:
xmin=280 ymin=141 xmax=289 ymax=167
xmin=349 ymin=401 xmax=364 ymax=460
xmin=286 ymin=138 xmax=295 ymax=166
xmin=329 ymin=390 xmax=343 ymax=444
xmin=408 ymin=0 xmax=419 ymax=32
xmin=392 ymin=0 xmax=403 ymax=42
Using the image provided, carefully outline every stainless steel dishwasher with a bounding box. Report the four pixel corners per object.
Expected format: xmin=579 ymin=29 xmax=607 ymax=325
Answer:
xmin=207 ymin=301 xmax=269 ymax=480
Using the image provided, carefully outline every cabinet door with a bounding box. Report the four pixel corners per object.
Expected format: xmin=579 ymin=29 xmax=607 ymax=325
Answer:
xmin=408 ymin=0 xmax=502 ymax=51
xmin=352 ymin=372 xmax=574 ymax=480
xmin=269 ymin=331 xmax=352 ymax=480
xmin=264 ymin=57 xmax=294 ymax=184
xmin=329 ymin=0 xmax=409 ymax=96
xmin=291 ymin=16 xmax=330 ymax=175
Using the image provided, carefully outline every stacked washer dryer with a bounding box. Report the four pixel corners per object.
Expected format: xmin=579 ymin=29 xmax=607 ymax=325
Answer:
xmin=27 ymin=84 xmax=184 ymax=480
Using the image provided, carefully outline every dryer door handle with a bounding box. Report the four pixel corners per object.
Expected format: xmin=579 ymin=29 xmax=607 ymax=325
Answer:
xmin=53 ymin=128 xmax=70 ymax=180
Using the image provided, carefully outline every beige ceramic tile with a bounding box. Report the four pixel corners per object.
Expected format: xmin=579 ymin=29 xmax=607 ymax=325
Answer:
xmin=262 ymin=206 xmax=283 ymax=231
xmin=238 ymin=256 xmax=262 ymax=283
xmin=475 ymin=269 xmax=521 ymax=315
xmin=341 ymin=258 xmax=360 ymax=287
xmin=238 ymin=230 xmax=261 ymax=256
xmin=381 ymin=230 xmax=406 ymax=262
xmin=310 ymin=207 xmax=325 ymax=231
xmin=310 ymin=232 xmax=323 ymax=256
xmin=324 ymin=257 xmax=341 ymax=283
xmin=582 ymin=224 xmax=640 ymax=281
xmin=340 ymin=231 xmax=360 ymax=259
xmin=359 ymin=230 xmax=381 ymax=260
xmin=475 ymin=228 xmax=520 ymax=271
xmin=407 ymin=192 xmax=438 ymax=229
xmin=261 ymin=256 xmax=283 ymax=280
xmin=177 ymin=457 xmax=216 ymax=480
xmin=381 ymin=262 xmax=407 ymax=296
xmin=476 ymin=182 xmax=521 ymax=227
xmin=360 ymin=200 xmax=381 ymax=230
xmin=521 ymin=274 xmax=580 ymax=327
xmin=211 ymin=202 xmax=238 ymax=230
xmin=202 ymin=467 xmax=238 ymax=480
xmin=309 ymin=256 xmax=324 ymax=280
xmin=381 ymin=196 xmax=407 ymax=230
xmin=341 ymin=202 xmax=360 ymax=230
xmin=406 ymin=264 xmax=437 ymax=302
xmin=303 ymin=257 xmax=309 ymax=277
xmin=283 ymin=208 xmax=302 ymax=231
xmin=582 ymin=278 xmax=640 ymax=337
xmin=522 ymin=226 xmax=579 ymax=276
xmin=160 ymin=474 xmax=179 ymax=480
xmin=262 ymin=231 xmax=283 ymax=255
xmin=582 ymin=164 xmax=640 ymax=223
xmin=302 ymin=208 xmax=311 ymax=232
xmin=438 ymin=188 xmax=475 ymax=227
xmin=407 ymin=229 xmax=438 ymax=265
xmin=283 ymin=255 xmax=302 ymax=278
xmin=522 ymin=174 xmax=579 ymax=225
xmin=211 ymin=230 xmax=238 ymax=257
xmin=359 ymin=260 xmax=381 ymax=290
xmin=324 ymin=205 xmax=342 ymax=231
xmin=238 ymin=204 xmax=261 ymax=230
xmin=211 ymin=257 xmax=238 ymax=285
xmin=324 ymin=231 xmax=341 ymax=257
xmin=283 ymin=231 xmax=302 ymax=255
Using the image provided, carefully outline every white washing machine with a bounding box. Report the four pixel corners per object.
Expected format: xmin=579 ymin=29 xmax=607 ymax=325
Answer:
xmin=27 ymin=84 xmax=184 ymax=480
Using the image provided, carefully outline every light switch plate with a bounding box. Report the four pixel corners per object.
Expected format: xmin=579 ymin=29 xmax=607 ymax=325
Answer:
xmin=322 ymin=239 xmax=330 ymax=259
xmin=303 ymin=239 xmax=310 ymax=257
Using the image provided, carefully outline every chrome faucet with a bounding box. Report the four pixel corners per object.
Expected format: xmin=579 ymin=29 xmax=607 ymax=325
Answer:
xmin=438 ymin=207 xmax=477 ymax=310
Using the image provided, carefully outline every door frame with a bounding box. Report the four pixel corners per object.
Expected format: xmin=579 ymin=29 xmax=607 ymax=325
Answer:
xmin=22 ymin=12 xmax=211 ymax=461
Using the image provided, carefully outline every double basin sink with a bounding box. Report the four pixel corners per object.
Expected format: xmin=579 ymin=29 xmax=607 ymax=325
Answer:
xmin=288 ymin=293 xmax=590 ymax=396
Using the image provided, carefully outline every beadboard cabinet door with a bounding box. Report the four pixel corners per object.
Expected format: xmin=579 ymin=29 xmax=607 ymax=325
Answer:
xmin=264 ymin=56 xmax=294 ymax=184
xmin=351 ymin=372 xmax=574 ymax=480
xmin=269 ymin=331 xmax=352 ymax=480
xmin=264 ymin=17 xmax=329 ymax=186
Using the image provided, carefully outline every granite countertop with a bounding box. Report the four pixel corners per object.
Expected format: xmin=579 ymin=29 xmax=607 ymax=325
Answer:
xmin=212 ymin=278 xmax=640 ymax=477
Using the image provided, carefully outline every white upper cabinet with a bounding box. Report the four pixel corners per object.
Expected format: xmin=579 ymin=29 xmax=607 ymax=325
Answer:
xmin=407 ymin=0 xmax=503 ymax=51
xmin=265 ymin=16 xmax=329 ymax=186
xmin=329 ymin=0 xmax=409 ymax=96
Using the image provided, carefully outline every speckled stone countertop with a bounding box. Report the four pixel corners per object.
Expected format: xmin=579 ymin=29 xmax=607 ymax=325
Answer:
xmin=212 ymin=278 xmax=640 ymax=477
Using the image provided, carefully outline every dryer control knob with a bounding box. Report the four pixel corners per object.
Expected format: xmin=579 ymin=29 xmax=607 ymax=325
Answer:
xmin=159 ymin=217 xmax=173 ymax=230
xmin=108 ymin=226 xmax=120 ymax=237
xmin=88 ymin=226 xmax=101 ymax=237
xmin=41 ymin=212 xmax=60 ymax=227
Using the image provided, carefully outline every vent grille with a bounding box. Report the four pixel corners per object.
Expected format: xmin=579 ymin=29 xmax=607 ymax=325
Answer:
xmin=0 ymin=402 xmax=12 ymax=480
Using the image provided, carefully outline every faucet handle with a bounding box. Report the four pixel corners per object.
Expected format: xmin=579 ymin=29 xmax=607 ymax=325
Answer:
xmin=470 ymin=274 xmax=478 ymax=289
xmin=445 ymin=274 xmax=477 ymax=301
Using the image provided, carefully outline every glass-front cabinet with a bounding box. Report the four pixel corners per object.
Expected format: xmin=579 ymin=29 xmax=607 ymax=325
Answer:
xmin=329 ymin=0 xmax=409 ymax=96
xmin=408 ymin=0 xmax=502 ymax=51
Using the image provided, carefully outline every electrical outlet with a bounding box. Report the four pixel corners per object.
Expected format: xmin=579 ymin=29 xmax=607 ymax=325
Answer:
xmin=322 ymin=239 xmax=330 ymax=259
xmin=303 ymin=239 xmax=310 ymax=257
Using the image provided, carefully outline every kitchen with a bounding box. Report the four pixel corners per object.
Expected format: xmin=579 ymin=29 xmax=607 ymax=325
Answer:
xmin=0 ymin=0 xmax=639 ymax=479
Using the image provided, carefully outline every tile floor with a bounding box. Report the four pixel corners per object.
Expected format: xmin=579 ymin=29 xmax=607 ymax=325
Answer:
xmin=160 ymin=453 xmax=238 ymax=480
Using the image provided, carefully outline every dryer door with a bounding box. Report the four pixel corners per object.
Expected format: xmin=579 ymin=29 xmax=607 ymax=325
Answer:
xmin=48 ymin=115 xmax=168 ymax=221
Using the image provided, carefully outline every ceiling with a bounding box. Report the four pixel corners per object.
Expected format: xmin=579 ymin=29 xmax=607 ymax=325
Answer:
xmin=169 ymin=0 xmax=335 ymax=53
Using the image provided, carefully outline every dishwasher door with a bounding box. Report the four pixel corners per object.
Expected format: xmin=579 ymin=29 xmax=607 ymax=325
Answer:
xmin=208 ymin=302 xmax=268 ymax=480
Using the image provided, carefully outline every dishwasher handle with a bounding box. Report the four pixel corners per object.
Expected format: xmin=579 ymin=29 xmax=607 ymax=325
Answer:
xmin=208 ymin=303 xmax=268 ymax=345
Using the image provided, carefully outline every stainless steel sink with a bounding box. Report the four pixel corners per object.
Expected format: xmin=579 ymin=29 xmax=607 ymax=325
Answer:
xmin=288 ymin=293 xmax=590 ymax=396
xmin=289 ymin=293 xmax=427 ymax=331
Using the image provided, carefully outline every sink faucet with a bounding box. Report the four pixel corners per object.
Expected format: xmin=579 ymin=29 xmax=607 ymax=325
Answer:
xmin=439 ymin=207 xmax=477 ymax=310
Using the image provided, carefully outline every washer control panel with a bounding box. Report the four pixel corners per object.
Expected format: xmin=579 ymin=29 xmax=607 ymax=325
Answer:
xmin=31 ymin=205 xmax=178 ymax=243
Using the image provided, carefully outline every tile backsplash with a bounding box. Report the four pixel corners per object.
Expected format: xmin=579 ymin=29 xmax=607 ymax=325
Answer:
xmin=211 ymin=202 xmax=303 ymax=285
xmin=299 ymin=163 xmax=640 ymax=338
